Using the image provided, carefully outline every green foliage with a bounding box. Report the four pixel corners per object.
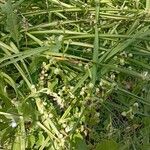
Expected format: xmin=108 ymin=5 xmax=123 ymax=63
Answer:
xmin=1 ymin=0 xmax=20 ymax=46
xmin=72 ymin=133 xmax=88 ymax=150
xmin=0 ymin=0 xmax=150 ymax=149
xmin=95 ymin=139 xmax=119 ymax=150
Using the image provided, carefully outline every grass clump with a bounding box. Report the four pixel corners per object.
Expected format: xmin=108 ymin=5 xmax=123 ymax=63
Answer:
xmin=0 ymin=0 xmax=150 ymax=149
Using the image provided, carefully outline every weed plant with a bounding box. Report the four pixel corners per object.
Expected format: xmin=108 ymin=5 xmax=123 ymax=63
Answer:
xmin=0 ymin=0 xmax=150 ymax=149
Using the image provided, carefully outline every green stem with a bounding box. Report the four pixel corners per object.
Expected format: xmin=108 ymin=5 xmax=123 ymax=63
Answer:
xmin=20 ymin=116 xmax=26 ymax=150
xmin=146 ymin=0 xmax=150 ymax=11
xmin=92 ymin=0 xmax=100 ymax=85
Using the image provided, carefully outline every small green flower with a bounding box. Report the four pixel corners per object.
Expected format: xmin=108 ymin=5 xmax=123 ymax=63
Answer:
xmin=133 ymin=102 xmax=139 ymax=107
xmin=121 ymin=111 xmax=127 ymax=117
xmin=54 ymin=68 xmax=60 ymax=74
xmin=119 ymin=58 xmax=125 ymax=65
xmin=128 ymin=53 xmax=133 ymax=57
xmin=88 ymin=83 xmax=94 ymax=89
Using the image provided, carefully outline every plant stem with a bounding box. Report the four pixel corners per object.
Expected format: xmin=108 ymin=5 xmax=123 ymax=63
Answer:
xmin=146 ymin=0 xmax=150 ymax=11
xmin=92 ymin=0 xmax=100 ymax=85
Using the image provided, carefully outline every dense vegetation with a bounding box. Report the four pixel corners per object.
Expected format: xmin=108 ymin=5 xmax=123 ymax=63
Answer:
xmin=0 ymin=0 xmax=150 ymax=149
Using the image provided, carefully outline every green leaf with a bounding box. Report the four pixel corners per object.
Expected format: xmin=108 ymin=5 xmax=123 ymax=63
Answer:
xmin=0 ymin=78 xmax=14 ymax=108
xmin=1 ymin=126 xmax=15 ymax=146
xmin=0 ymin=71 xmax=18 ymax=96
xmin=28 ymin=134 xmax=36 ymax=148
xmin=1 ymin=0 xmax=20 ymax=46
xmin=36 ymin=131 xmax=45 ymax=149
xmin=96 ymin=140 xmax=119 ymax=150
xmin=20 ymin=100 xmax=37 ymax=121
xmin=72 ymin=133 xmax=88 ymax=150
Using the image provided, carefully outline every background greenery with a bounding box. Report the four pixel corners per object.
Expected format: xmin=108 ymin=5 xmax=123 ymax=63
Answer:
xmin=0 ymin=0 xmax=150 ymax=149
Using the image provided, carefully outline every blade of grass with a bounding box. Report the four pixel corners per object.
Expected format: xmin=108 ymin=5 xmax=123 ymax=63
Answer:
xmin=0 ymin=46 xmax=50 ymax=67
xmin=99 ymin=27 xmax=150 ymax=63
xmin=21 ymin=20 xmax=86 ymax=31
xmin=0 ymin=46 xmax=32 ymax=89
xmin=30 ymin=30 xmax=87 ymax=35
xmin=36 ymin=121 xmax=60 ymax=142
xmin=10 ymin=41 xmax=33 ymax=84
xmin=92 ymin=0 xmax=100 ymax=85
xmin=127 ymin=58 xmax=150 ymax=70
xmin=0 ymin=45 xmax=50 ymax=64
xmin=0 ymin=71 xmax=18 ymax=96
xmin=39 ymin=136 xmax=50 ymax=150
xmin=49 ymin=0 xmax=73 ymax=8
xmin=26 ymin=32 xmax=43 ymax=46
xmin=117 ymin=87 xmax=150 ymax=106
xmin=20 ymin=116 xmax=26 ymax=150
